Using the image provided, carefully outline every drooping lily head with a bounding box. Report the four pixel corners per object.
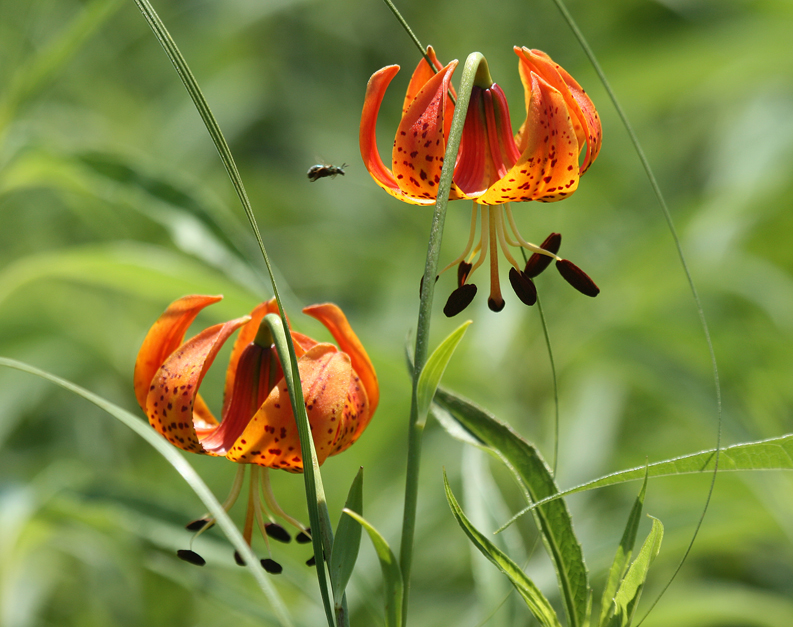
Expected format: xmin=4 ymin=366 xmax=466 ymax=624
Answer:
xmin=134 ymin=295 xmax=378 ymax=568
xmin=360 ymin=46 xmax=602 ymax=314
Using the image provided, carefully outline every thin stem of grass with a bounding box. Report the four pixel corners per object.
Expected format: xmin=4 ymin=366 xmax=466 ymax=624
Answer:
xmin=536 ymin=291 xmax=559 ymax=477
xmin=547 ymin=0 xmax=722 ymax=619
xmin=131 ymin=2 xmax=337 ymax=624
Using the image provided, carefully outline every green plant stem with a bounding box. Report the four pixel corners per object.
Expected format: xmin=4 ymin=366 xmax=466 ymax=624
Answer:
xmin=547 ymin=0 xmax=722 ymax=620
xmin=535 ymin=291 xmax=559 ymax=478
xmin=399 ymin=52 xmax=482 ymax=626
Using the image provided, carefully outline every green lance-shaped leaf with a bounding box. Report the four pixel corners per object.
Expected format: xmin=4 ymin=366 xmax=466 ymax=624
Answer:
xmin=604 ymin=516 xmax=664 ymax=627
xmin=599 ymin=467 xmax=649 ymax=627
xmin=330 ymin=468 xmax=364 ymax=607
xmin=444 ymin=472 xmax=562 ymax=627
xmin=415 ymin=320 xmax=472 ymax=427
xmin=433 ymin=388 xmax=589 ymax=627
xmin=500 ymin=433 xmax=793 ymax=531
xmin=343 ymin=510 xmax=403 ymax=627
xmin=0 ymin=358 xmax=293 ymax=627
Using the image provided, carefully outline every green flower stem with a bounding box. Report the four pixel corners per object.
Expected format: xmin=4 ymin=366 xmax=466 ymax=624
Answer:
xmin=399 ymin=52 xmax=483 ymax=626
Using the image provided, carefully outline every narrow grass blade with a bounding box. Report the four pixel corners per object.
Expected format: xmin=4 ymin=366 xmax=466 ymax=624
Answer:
xmin=415 ymin=320 xmax=471 ymax=427
xmin=434 ymin=388 xmax=589 ymax=627
xmin=343 ymin=510 xmax=403 ymax=627
xmin=264 ymin=314 xmax=336 ymax=626
xmin=604 ymin=517 xmax=664 ymax=627
xmin=0 ymin=357 xmax=293 ymax=627
xmin=330 ymin=468 xmax=364 ymax=607
xmin=599 ymin=468 xmax=649 ymax=627
xmin=548 ymin=2 xmax=722 ymax=619
xmin=500 ymin=433 xmax=793 ymax=530
xmin=444 ymin=472 xmax=562 ymax=627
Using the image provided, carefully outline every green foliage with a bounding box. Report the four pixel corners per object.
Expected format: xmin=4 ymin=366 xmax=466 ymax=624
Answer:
xmin=599 ymin=469 xmax=648 ymax=627
xmin=343 ymin=510 xmax=403 ymax=627
xmin=603 ymin=516 xmax=664 ymax=627
xmin=330 ymin=467 xmax=364 ymax=609
xmin=444 ymin=471 xmax=562 ymax=627
xmin=415 ymin=320 xmax=471 ymax=427
xmin=433 ymin=388 xmax=589 ymax=627
xmin=2 ymin=0 xmax=793 ymax=624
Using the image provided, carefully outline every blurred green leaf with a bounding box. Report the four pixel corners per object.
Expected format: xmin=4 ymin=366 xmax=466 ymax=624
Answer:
xmin=330 ymin=467 xmax=363 ymax=608
xmin=599 ymin=467 xmax=648 ymax=627
xmin=503 ymin=433 xmax=793 ymax=528
xmin=433 ymin=387 xmax=589 ymax=627
xmin=342 ymin=509 xmax=402 ymax=627
xmin=604 ymin=516 xmax=664 ymax=627
xmin=416 ymin=320 xmax=471 ymax=428
xmin=0 ymin=357 xmax=294 ymax=627
xmin=443 ymin=471 xmax=562 ymax=627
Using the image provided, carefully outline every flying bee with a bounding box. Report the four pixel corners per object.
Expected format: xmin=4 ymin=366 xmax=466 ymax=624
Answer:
xmin=307 ymin=162 xmax=347 ymax=182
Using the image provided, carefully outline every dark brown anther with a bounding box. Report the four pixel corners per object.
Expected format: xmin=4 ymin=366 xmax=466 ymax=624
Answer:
xmin=234 ymin=550 xmax=246 ymax=566
xmin=508 ymin=268 xmax=537 ymax=306
xmin=555 ymin=259 xmax=600 ymax=297
xmin=185 ymin=518 xmax=211 ymax=532
xmin=524 ymin=233 xmax=562 ymax=278
xmin=457 ymin=260 xmax=473 ymax=287
xmin=265 ymin=523 xmax=291 ymax=544
xmin=295 ymin=529 xmax=312 ymax=544
xmin=443 ymin=284 xmax=477 ymax=317
xmin=487 ymin=296 xmax=505 ymax=312
xmin=306 ymin=555 xmax=316 ymax=567
xmin=261 ymin=558 xmax=283 ymax=574
xmin=177 ymin=549 xmax=206 ymax=566
xmin=419 ymin=273 xmax=439 ymax=296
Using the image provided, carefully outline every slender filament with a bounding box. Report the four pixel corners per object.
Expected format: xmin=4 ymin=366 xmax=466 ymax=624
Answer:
xmin=260 ymin=467 xmax=310 ymax=534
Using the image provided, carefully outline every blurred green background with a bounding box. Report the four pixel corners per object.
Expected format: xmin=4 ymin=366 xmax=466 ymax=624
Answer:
xmin=2 ymin=0 xmax=793 ymax=625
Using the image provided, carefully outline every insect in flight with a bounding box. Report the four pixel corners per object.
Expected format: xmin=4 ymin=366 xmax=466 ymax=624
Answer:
xmin=307 ymin=162 xmax=347 ymax=182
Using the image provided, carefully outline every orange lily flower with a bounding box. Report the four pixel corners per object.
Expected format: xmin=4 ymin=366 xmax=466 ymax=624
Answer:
xmin=134 ymin=295 xmax=378 ymax=569
xmin=360 ymin=46 xmax=602 ymax=315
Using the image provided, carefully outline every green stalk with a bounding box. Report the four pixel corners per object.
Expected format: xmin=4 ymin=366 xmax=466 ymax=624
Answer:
xmin=399 ymin=52 xmax=484 ymax=626
xmin=131 ymin=2 xmax=337 ymax=624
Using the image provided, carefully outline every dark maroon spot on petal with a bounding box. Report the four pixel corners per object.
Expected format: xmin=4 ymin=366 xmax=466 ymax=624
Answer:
xmin=296 ymin=530 xmax=312 ymax=544
xmin=508 ymin=268 xmax=537 ymax=306
xmin=556 ymin=259 xmax=600 ymax=297
xmin=177 ymin=549 xmax=205 ymax=566
xmin=306 ymin=555 xmax=316 ymax=567
xmin=443 ymin=284 xmax=477 ymax=317
xmin=261 ymin=558 xmax=283 ymax=574
xmin=234 ymin=550 xmax=246 ymax=566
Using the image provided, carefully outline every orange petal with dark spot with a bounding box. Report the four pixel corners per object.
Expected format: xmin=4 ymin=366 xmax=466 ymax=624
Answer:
xmin=302 ymin=303 xmax=379 ymax=415
xmin=226 ymin=344 xmax=351 ymax=470
xmin=145 ymin=316 xmax=249 ymax=455
xmin=478 ymin=72 xmax=579 ymax=205
xmin=393 ymin=60 xmax=459 ymax=202
xmin=360 ymin=66 xmax=434 ymax=206
xmin=515 ymin=47 xmax=601 ymax=173
xmin=134 ymin=294 xmax=222 ymax=410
